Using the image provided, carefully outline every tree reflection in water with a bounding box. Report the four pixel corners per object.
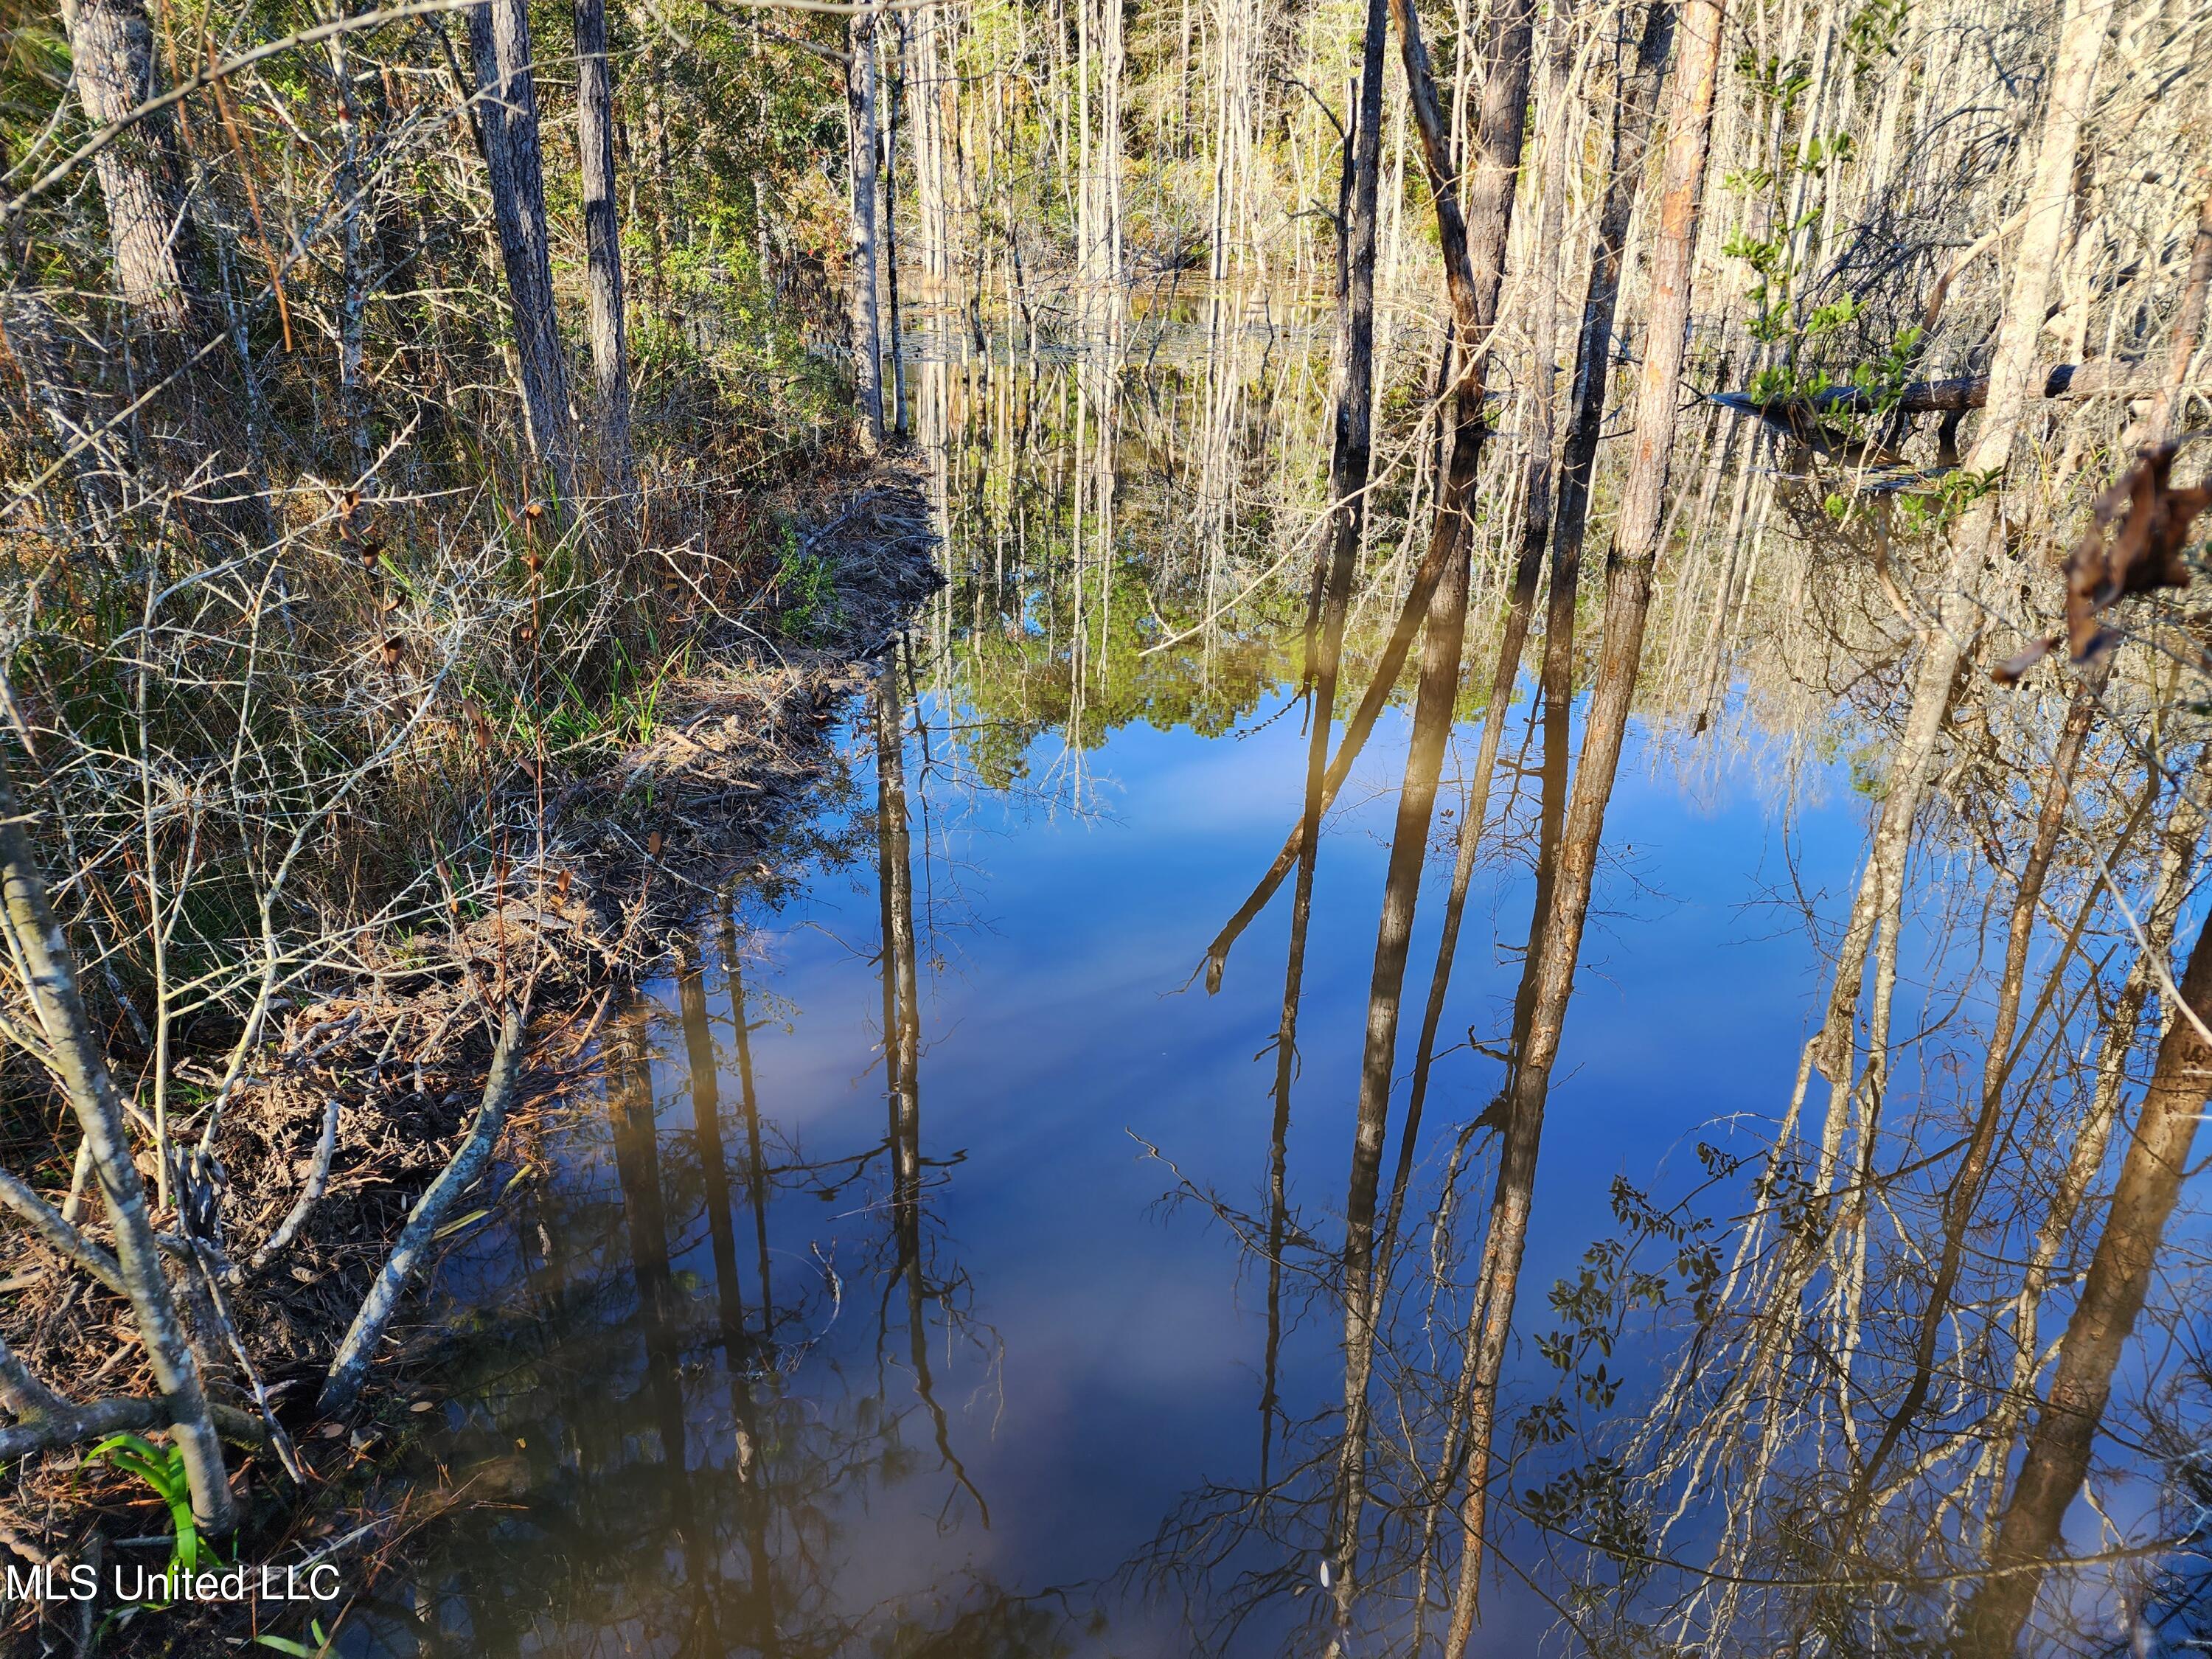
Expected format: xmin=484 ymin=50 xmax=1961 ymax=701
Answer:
xmin=342 ymin=307 xmax=2212 ymax=1659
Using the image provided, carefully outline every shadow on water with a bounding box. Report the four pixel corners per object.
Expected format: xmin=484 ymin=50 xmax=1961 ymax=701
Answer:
xmin=341 ymin=303 xmax=2212 ymax=1658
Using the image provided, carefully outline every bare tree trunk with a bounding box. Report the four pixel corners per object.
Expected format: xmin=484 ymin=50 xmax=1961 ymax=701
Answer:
xmin=1325 ymin=0 xmax=1539 ymax=1637
xmin=0 ymin=758 xmax=233 ymax=1531
xmin=1388 ymin=0 xmax=1585 ymax=1273
xmin=1444 ymin=4 xmax=1722 ymax=1646
xmin=574 ymin=0 xmax=637 ymax=504
xmin=2144 ymin=185 xmax=2212 ymax=443
xmin=1200 ymin=0 xmax=1533 ymax=992
xmin=1547 ymin=0 xmax=1673 ymax=695
xmin=886 ymin=19 xmax=910 ymax=438
xmin=66 ymin=0 xmax=200 ymax=333
xmin=470 ymin=0 xmax=577 ymax=503
xmin=1262 ymin=0 xmax=1388 ymax=1488
xmin=848 ymin=4 xmax=887 ymax=450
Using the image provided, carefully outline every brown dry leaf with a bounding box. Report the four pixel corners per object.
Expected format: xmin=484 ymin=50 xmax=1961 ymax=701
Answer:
xmin=2062 ymin=442 xmax=2211 ymax=663
xmin=1992 ymin=633 xmax=2059 ymax=685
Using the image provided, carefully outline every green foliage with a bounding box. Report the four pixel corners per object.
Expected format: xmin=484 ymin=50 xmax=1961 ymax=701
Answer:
xmin=80 ymin=1434 xmax=201 ymax=1592
xmin=254 ymin=1621 xmax=337 ymax=1658
xmin=1892 ymin=465 xmax=2006 ymax=532
xmin=1845 ymin=0 xmax=1913 ymax=73
xmin=773 ymin=523 xmax=841 ymax=641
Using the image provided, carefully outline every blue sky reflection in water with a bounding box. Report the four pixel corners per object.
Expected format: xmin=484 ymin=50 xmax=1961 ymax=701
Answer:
xmin=364 ymin=667 xmax=1888 ymax=1657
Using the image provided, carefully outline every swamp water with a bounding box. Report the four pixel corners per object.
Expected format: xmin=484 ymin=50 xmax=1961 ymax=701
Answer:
xmin=340 ymin=303 xmax=2212 ymax=1657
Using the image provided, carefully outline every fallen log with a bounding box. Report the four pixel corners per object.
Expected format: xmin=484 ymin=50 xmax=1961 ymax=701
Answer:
xmin=317 ymin=1008 xmax=526 ymax=1416
xmin=1711 ymin=358 xmax=2196 ymax=426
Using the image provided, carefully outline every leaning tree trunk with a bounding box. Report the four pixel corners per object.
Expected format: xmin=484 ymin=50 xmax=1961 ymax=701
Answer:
xmin=1444 ymin=4 xmax=1723 ymax=1647
xmin=574 ymin=0 xmax=636 ymax=505
xmin=67 ymin=0 xmax=200 ymax=333
xmin=0 ymin=759 xmax=234 ymax=1532
xmin=470 ymin=0 xmax=577 ymax=504
xmin=846 ymin=3 xmax=887 ymax=450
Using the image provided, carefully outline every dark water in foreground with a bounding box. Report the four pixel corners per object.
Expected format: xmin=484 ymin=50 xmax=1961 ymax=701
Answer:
xmin=335 ymin=313 xmax=2212 ymax=1658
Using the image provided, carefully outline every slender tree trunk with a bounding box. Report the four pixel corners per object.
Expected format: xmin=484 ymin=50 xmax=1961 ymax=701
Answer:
xmin=1548 ymin=0 xmax=1674 ymax=698
xmin=1444 ymin=5 xmax=1722 ymax=1646
xmin=0 ymin=759 xmax=233 ymax=1532
xmin=1326 ymin=0 xmax=1540 ymax=1638
xmin=1200 ymin=0 xmax=1531 ymax=991
xmin=470 ymin=0 xmax=577 ymax=502
xmin=1388 ymin=0 xmax=1583 ymax=1277
xmin=1262 ymin=0 xmax=1386 ymax=1495
xmin=886 ymin=19 xmax=910 ymax=437
xmin=67 ymin=0 xmax=200 ymax=333
xmin=574 ymin=0 xmax=637 ymax=503
xmin=848 ymin=4 xmax=887 ymax=450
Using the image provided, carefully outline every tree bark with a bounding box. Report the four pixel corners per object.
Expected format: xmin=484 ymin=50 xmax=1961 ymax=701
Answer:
xmin=848 ymin=4 xmax=887 ymax=450
xmin=470 ymin=0 xmax=577 ymax=503
xmin=67 ymin=0 xmax=201 ymax=333
xmin=574 ymin=0 xmax=637 ymax=503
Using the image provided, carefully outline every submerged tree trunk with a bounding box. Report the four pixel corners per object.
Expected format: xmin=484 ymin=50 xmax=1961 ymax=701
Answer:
xmin=68 ymin=0 xmax=200 ymax=333
xmin=1388 ymin=0 xmax=1584 ymax=1287
xmin=470 ymin=0 xmax=577 ymax=502
xmin=574 ymin=0 xmax=637 ymax=504
xmin=848 ymin=4 xmax=887 ymax=450
xmin=1443 ymin=4 xmax=1722 ymax=1645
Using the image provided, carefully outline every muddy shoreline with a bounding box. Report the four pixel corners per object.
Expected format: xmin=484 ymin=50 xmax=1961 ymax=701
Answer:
xmin=1 ymin=461 xmax=941 ymax=1656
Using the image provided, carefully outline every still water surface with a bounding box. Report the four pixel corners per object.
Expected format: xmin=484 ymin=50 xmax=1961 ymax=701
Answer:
xmin=341 ymin=307 xmax=2211 ymax=1657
